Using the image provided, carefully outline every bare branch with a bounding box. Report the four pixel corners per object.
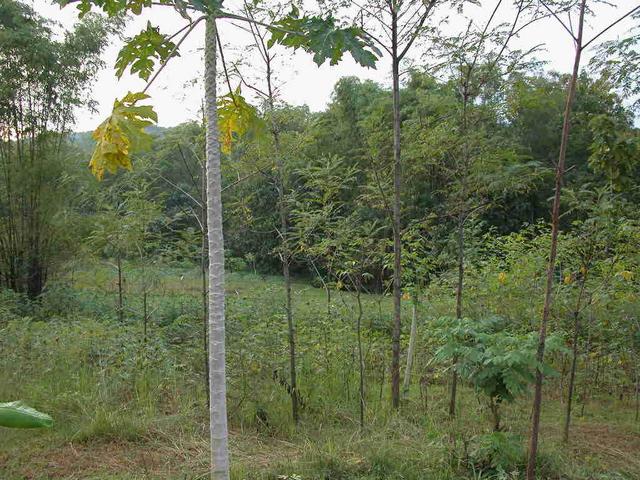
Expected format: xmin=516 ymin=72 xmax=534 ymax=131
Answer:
xmin=582 ymin=4 xmax=640 ymax=50
xmin=142 ymin=16 xmax=206 ymax=95
xmin=540 ymin=0 xmax=576 ymax=41
xmin=159 ymin=175 xmax=202 ymax=208
xmin=398 ymin=0 xmax=437 ymax=61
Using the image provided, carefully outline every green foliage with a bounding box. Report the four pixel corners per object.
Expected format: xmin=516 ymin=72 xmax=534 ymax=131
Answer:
xmin=56 ymin=0 xmax=125 ymax=16
xmin=186 ymin=0 xmax=224 ymax=14
xmin=592 ymin=33 xmax=640 ymax=111
xmin=115 ymin=21 xmax=177 ymax=80
xmin=588 ymin=114 xmax=639 ymax=190
xmin=268 ymin=7 xmax=380 ymax=68
xmin=0 ymin=0 xmax=110 ymax=297
xmin=467 ymin=432 xmax=525 ymax=477
xmin=0 ymin=401 xmax=53 ymax=429
xmin=89 ymin=92 xmax=157 ymax=180
xmin=435 ymin=317 xmax=565 ymax=404
xmin=2 ymin=268 xmax=638 ymax=479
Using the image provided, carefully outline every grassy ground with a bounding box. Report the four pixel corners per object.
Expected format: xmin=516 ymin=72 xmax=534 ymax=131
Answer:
xmin=1 ymin=264 xmax=638 ymax=479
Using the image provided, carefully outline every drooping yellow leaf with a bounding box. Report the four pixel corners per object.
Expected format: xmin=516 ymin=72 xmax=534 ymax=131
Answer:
xmin=497 ymin=272 xmax=507 ymax=285
xmin=563 ymin=273 xmax=573 ymax=285
xmin=402 ymin=292 xmax=410 ymax=300
xmin=217 ymin=88 xmax=263 ymax=154
xmin=89 ymin=92 xmax=157 ymax=180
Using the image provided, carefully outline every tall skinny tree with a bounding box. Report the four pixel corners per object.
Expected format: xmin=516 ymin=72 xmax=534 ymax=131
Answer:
xmin=341 ymin=0 xmax=451 ymax=408
xmin=526 ymin=2 xmax=640 ymax=478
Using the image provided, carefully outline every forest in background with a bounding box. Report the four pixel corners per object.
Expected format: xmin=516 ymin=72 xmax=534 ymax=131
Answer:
xmin=1 ymin=0 xmax=640 ymax=479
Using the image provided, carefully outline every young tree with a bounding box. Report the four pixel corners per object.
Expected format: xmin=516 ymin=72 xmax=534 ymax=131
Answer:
xmin=423 ymin=1 xmax=544 ymax=415
xmin=226 ymin=3 xmax=302 ymax=422
xmin=372 ymin=0 xmax=438 ymax=408
xmin=400 ymin=219 xmax=440 ymax=398
xmin=334 ymin=218 xmax=384 ymax=428
xmin=153 ymin=121 xmax=210 ymax=399
xmin=559 ymin=187 xmax=622 ymax=442
xmin=435 ymin=316 xmax=565 ymax=432
xmin=320 ymin=0 xmax=461 ymax=408
xmin=526 ymin=2 xmax=640 ymax=478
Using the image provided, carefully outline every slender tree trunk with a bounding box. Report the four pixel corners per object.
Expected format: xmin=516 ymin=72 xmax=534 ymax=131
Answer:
xmin=635 ymin=368 xmax=639 ymax=422
xmin=559 ymin=354 xmax=567 ymax=402
xmin=117 ymin=255 xmax=124 ymax=322
xmin=526 ymin=3 xmax=585 ymax=478
xmin=402 ymin=297 xmax=418 ymax=398
xmin=356 ymin=287 xmax=365 ymax=429
xmin=379 ymin=362 xmax=385 ymax=403
xmin=264 ymin=57 xmax=298 ymax=425
xmin=449 ymin=216 xmax=465 ymax=417
xmin=283 ymin=252 xmax=298 ymax=424
xmin=390 ymin=8 xmax=402 ymax=410
xmin=490 ymin=397 xmax=501 ymax=432
xmin=143 ymin=289 xmax=148 ymax=344
xmin=563 ymin=268 xmax=589 ymax=442
xmin=205 ymin=18 xmax=230 ymax=480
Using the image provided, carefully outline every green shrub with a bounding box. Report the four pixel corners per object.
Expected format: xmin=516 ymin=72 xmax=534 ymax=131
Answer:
xmin=467 ymin=432 xmax=525 ymax=478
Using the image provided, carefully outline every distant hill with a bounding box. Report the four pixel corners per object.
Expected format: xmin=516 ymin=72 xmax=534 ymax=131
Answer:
xmin=69 ymin=125 xmax=168 ymax=154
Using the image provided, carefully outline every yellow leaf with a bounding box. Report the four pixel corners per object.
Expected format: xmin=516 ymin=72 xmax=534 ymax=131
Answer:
xmin=217 ymin=88 xmax=263 ymax=154
xmin=89 ymin=92 xmax=156 ymax=180
xmin=563 ymin=273 xmax=573 ymax=285
xmin=402 ymin=292 xmax=410 ymax=300
xmin=619 ymin=270 xmax=634 ymax=281
xmin=498 ymin=272 xmax=507 ymax=285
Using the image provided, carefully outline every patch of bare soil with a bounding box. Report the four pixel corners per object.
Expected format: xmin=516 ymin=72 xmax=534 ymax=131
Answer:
xmin=568 ymin=423 xmax=640 ymax=472
xmin=15 ymin=440 xmax=204 ymax=479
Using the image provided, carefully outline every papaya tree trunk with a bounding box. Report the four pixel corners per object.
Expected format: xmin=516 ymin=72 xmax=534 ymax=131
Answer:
xmin=202 ymin=159 xmax=210 ymax=407
xmin=205 ymin=18 xmax=230 ymax=480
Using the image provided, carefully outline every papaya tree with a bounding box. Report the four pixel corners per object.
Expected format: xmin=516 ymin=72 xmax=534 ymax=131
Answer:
xmin=56 ymin=1 xmax=379 ymax=477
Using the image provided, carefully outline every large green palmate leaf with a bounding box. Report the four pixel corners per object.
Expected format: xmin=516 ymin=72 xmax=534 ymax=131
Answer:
xmin=0 ymin=401 xmax=53 ymax=429
xmin=54 ymin=0 xmax=223 ymax=16
xmin=116 ymin=21 xmax=177 ymax=80
xmin=268 ymin=7 xmax=380 ymax=68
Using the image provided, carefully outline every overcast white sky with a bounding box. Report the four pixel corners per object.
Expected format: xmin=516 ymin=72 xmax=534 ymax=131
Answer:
xmin=29 ymin=0 xmax=637 ymax=131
